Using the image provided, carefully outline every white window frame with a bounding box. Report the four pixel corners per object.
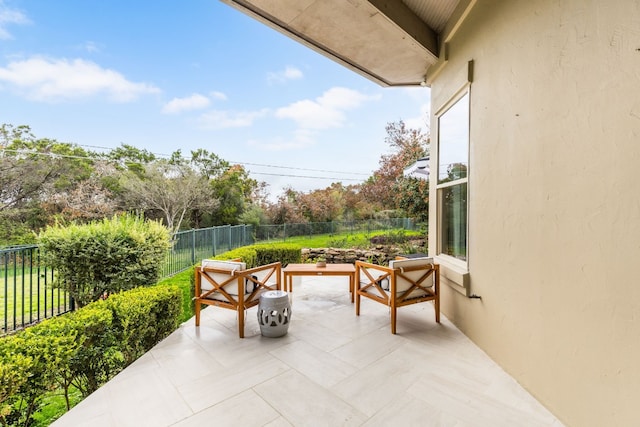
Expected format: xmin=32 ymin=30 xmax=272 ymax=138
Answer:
xmin=435 ymin=86 xmax=470 ymax=270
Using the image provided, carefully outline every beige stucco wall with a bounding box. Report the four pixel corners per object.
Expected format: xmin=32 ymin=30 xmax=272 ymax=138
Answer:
xmin=429 ymin=1 xmax=640 ymax=426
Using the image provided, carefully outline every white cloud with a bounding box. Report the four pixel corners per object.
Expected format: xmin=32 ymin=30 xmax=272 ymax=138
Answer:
xmin=0 ymin=57 xmax=160 ymax=102
xmin=276 ymin=87 xmax=380 ymax=129
xmin=196 ymin=108 xmax=269 ymax=130
xmin=81 ymin=41 xmax=101 ymax=53
xmin=247 ymin=129 xmax=315 ymax=151
xmin=162 ymin=93 xmax=210 ymax=114
xmin=267 ymin=66 xmax=303 ymax=84
xmin=210 ymin=91 xmax=227 ymax=101
xmin=0 ymin=2 xmax=30 ymax=40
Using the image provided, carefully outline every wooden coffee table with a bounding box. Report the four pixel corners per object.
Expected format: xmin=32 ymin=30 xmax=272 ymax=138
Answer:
xmin=283 ymin=263 xmax=356 ymax=303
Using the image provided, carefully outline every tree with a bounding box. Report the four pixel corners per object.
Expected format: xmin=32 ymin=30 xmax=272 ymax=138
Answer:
xmin=120 ymin=158 xmax=218 ymax=234
xmin=47 ymin=160 xmax=120 ymax=222
xmin=208 ymin=164 xmax=259 ymax=225
xmin=361 ymin=120 xmax=430 ymax=216
xmin=105 ymin=143 xmax=156 ymax=175
xmin=395 ymin=177 xmax=429 ymax=222
xmin=264 ymin=188 xmax=306 ymax=225
xmin=0 ymin=124 xmax=95 ymax=242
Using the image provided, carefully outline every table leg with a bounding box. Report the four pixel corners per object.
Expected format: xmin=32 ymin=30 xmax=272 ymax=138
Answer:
xmin=350 ymin=273 xmax=354 ymax=303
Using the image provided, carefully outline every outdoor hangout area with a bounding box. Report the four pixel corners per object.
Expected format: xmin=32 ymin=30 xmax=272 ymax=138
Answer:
xmin=53 ymin=273 xmax=561 ymax=426
xmin=4 ymin=0 xmax=639 ymax=424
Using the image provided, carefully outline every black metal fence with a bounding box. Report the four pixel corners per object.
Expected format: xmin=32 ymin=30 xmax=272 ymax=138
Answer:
xmin=1 ymin=219 xmax=415 ymax=334
xmin=1 ymin=245 xmax=70 ymax=335
xmin=161 ymin=224 xmax=254 ymax=278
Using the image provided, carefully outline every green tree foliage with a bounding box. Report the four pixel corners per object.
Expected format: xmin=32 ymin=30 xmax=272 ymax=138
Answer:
xmin=238 ymin=203 xmax=267 ymax=229
xmin=38 ymin=215 xmax=171 ymax=307
xmin=188 ymin=149 xmax=263 ymax=227
xmin=361 ymin=120 xmax=429 ymax=209
xmin=395 ymin=177 xmax=429 ymax=222
xmin=209 ymin=164 xmax=259 ymax=225
xmin=105 ymin=143 xmax=156 ymax=175
xmin=0 ymin=124 xmax=97 ymax=243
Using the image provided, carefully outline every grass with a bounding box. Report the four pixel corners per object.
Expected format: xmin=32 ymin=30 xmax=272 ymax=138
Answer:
xmin=157 ymin=267 xmax=195 ymax=323
xmin=32 ymin=387 xmax=83 ymax=427
xmin=257 ymin=228 xmax=424 ymax=249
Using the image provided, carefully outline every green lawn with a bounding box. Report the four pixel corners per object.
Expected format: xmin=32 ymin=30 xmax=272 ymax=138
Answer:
xmin=256 ymin=228 xmax=424 ymax=249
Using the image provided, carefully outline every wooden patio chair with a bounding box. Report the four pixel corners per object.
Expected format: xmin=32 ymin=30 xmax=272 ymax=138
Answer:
xmin=355 ymin=257 xmax=439 ymax=334
xmin=194 ymin=259 xmax=282 ymax=338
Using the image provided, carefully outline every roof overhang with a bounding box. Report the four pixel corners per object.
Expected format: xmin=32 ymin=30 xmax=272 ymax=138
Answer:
xmin=221 ymin=0 xmax=473 ymax=87
xmin=404 ymin=156 xmax=430 ymax=180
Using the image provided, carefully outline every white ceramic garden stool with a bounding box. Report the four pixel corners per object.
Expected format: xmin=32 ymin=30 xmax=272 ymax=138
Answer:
xmin=257 ymin=290 xmax=291 ymax=337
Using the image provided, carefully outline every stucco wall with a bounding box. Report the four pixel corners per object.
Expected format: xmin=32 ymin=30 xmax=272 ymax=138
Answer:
xmin=429 ymin=1 xmax=640 ymax=426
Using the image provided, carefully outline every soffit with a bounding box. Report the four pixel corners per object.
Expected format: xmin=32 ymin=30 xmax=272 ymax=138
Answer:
xmin=221 ymin=0 xmax=461 ymax=87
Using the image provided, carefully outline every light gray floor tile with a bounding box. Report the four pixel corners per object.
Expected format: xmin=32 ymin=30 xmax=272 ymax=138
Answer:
xmin=269 ymin=340 xmax=358 ymax=388
xmin=254 ymin=370 xmax=367 ymax=427
xmin=172 ymin=390 xmax=281 ymax=427
xmin=53 ymin=275 xmax=564 ymax=427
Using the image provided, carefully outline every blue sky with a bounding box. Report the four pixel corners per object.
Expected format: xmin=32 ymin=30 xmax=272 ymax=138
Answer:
xmin=0 ymin=0 xmax=430 ymax=198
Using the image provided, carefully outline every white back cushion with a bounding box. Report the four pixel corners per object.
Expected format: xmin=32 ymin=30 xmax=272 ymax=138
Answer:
xmin=388 ymin=257 xmax=434 ymax=293
xmin=200 ymin=260 xmax=246 ymax=297
xmin=360 ymin=268 xmax=391 ymax=292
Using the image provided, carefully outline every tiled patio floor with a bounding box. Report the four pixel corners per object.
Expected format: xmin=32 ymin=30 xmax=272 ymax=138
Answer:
xmin=53 ymin=276 xmax=563 ymax=427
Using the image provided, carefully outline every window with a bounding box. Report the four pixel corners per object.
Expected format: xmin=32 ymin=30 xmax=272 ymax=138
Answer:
xmin=437 ymin=91 xmax=469 ymax=262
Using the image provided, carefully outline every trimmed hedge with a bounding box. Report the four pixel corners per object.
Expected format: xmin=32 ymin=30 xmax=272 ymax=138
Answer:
xmin=104 ymin=286 xmax=182 ymax=365
xmin=0 ymin=285 xmax=181 ymax=426
xmin=213 ymin=243 xmax=302 ymax=267
xmin=190 ymin=243 xmax=303 ymax=309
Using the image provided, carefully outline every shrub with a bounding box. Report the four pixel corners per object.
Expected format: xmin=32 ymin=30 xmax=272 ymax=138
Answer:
xmin=255 ymin=244 xmax=301 ymax=266
xmin=38 ymin=214 xmax=171 ymax=307
xmin=0 ymin=351 xmax=33 ymax=426
xmin=157 ymin=268 xmax=195 ymax=323
xmin=213 ymin=243 xmax=302 ymax=268
xmin=0 ymin=323 xmax=74 ymax=426
xmin=63 ymin=305 xmax=122 ymax=399
xmin=104 ymin=286 xmax=182 ymax=365
xmin=0 ymin=303 xmax=120 ymax=426
xmin=0 ymin=284 xmax=182 ymax=426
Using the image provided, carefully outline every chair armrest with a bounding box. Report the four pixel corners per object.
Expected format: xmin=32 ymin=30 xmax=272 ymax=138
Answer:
xmin=355 ymin=260 xmax=392 ymax=272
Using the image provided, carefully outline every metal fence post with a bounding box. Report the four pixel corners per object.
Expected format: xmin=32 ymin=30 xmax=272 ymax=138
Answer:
xmin=191 ymin=229 xmax=196 ymax=265
xmin=212 ymin=226 xmax=217 ymax=256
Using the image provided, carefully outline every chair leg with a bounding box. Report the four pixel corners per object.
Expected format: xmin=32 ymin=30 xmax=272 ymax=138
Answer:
xmin=355 ymin=292 xmax=361 ymax=315
xmin=195 ymin=301 xmax=201 ymax=326
xmin=238 ymin=307 xmax=245 ymax=338
xmin=391 ymin=307 xmax=397 ymax=334
xmin=435 ymin=296 xmax=440 ymax=323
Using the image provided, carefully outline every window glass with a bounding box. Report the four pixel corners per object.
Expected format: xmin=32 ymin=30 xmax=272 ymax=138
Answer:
xmin=440 ymin=183 xmax=467 ymax=260
xmin=438 ymin=92 xmax=469 ymax=184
